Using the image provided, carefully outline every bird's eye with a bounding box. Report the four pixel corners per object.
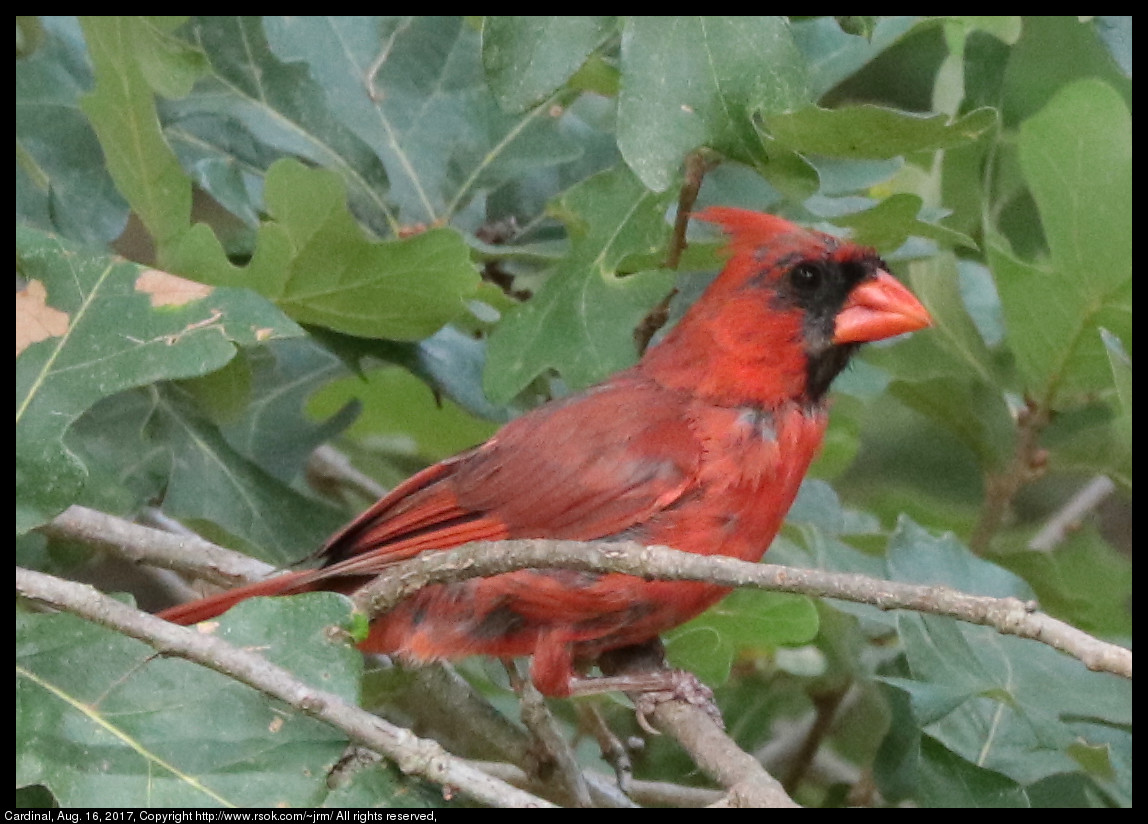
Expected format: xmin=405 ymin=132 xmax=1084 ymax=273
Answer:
xmin=790 ymin=263 xmax=823 ymax=293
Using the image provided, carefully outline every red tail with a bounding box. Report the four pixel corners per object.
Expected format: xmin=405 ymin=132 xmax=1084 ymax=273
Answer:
xmin=157 ymin=570 xmax=313 ymax=625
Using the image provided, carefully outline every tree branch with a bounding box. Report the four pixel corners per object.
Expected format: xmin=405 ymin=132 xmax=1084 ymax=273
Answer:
xmin=1029 ymin=474 xmax=1117 ymax=551
xmin=16 ymin=566 xmax=553 ymax=809
xmin=649 ymin=699 xmax=799 ymax=808
xmin=634 ymin=149 xmax=718 ymax=355
xmin=970 ymin=398 xmax=1050 ymax=553
xmin=34 ymin=504 xmax=1131 ymax=808
xmin=40 ymin=505 xmax=275 ymax=588
xmin=508 ymin=666 xmax=594 ymax=808
xmin=349 ymin=538 xmax=1132 ymax=679
xmin=41 ymin=506 xmax=1133 ymax=680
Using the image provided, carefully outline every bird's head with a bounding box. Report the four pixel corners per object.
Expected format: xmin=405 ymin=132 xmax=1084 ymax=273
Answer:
xmin=640 ymin=207 xmax=932 ymax=406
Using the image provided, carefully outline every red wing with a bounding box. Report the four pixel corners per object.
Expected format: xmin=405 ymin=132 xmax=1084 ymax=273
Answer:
xmin=312 ymin=372 xmax=702 ymax=581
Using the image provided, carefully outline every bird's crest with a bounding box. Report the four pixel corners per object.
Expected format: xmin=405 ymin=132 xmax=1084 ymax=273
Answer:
xmin=693 ymin=207 xmax=807 ymax=259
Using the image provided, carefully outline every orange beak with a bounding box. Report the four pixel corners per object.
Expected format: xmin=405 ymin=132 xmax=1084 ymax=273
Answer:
xmin=833 ymin=270 xmax=932 ymax=344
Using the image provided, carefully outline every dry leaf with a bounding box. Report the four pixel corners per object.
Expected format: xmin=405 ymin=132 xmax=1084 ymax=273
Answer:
xmin=16 ymin=280 xmax=70 ymax=356
xmin=135 ymin=269 xmax=214 ymax=307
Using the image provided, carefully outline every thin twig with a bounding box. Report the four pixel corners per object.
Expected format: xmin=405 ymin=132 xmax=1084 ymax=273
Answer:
xmin=577 ymin=702 xmax=633 ymax=795
xmin=508 ymin=665 xmax=594 ymax=808
xmin=634 ymin=150 xmax=717 ymax=355
xmin=782 ymin=685 xmax=848 ymax=795
xmin=970 ymin=398 xmax=1050 ymax=553
xmin=307 ymin=444 xmax=390 ymax=503
xmin=666 ymin=150 xmax=716 ymax=269
xmin=1029 ymin=475 xmax=1117 ymax=551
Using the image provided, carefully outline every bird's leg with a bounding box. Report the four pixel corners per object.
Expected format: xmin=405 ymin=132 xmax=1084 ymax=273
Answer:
xmin=576 ymin=639 xmax=725 ymax=732
xmin=530 ymin=634 xmax=724 ymax=731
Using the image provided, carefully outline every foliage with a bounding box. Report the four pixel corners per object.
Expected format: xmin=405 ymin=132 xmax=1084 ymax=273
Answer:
xmin=16 ymin=16 xmax=1130 ymax=808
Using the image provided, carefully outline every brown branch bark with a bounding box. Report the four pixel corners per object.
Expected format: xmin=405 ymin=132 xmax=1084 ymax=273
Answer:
xmin=970 ymin=398 xmax=1051 ymax=553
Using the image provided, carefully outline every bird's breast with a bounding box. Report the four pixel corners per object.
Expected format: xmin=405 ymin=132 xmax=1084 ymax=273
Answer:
xmin=643 ymin=400 xmax=828 ymax=563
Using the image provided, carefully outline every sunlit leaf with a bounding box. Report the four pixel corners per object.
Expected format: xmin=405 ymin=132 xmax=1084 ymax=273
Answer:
xmin=171 ymin=159 xmax=480 ymax=341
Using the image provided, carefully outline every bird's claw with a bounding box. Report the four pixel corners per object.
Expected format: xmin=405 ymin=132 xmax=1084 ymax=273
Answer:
xmin=633 ymin=669 xmax=724 ymax=733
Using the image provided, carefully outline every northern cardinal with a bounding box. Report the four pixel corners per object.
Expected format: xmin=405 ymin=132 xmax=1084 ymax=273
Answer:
xmin=159 ymin=208 xmax=930 ymax=698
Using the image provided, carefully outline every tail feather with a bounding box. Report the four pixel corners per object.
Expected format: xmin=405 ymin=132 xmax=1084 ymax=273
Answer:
xmin=157 ymin=570 xmax=313 ymax=625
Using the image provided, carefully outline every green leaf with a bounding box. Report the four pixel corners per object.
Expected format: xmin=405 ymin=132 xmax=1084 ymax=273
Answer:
xmin=886 ymin=517 xmax=1033 ymax=599
xmin=164 ymin=16 xmax=395 ymax=236
xmin=763 ymin=104 xmax=997 ymax=159
xmin=666 ymin=589 xmax=819 ymax=686
xmin=946 ymin=16 xmax=1023 ymax=47
xmin=835 ymin=16 xmax=881 ymax=40
xmin=617 ymin=16 xmax=810 ymax=192
xmin=916 ymin=736 xmax=1030 ymax=807
xmin=16 ymin=16 xmax=130 ymax=244
xmin=1026 ymin=772 xmax=1117 ymax=808
xmin=1006 ymin=77 xmax=1133 ymax=406
xmin=483 ymin=165 xmax=676 ymax=401
xmin=152 ymin=385 xmax=344 ymax=565
xmin=179 ymin=350 xmax=253 ymax=425
xmin=218 ymin=339 xmax=356 ymax=483
xmin=990 ymin=237 xmax=1130 ymax=404
xmin=820 ymin=192 xmax=977 ymax=251
xmin=896 ymin=253 xmax=1000 ymax=384
xmin=17 ymin=594 xmax=359 ymax=807
xmin=876 ymin=522 xmax=1130 ymax=794
xmin=864 ymin=253 xmax=1014 ymax=471
xmin=65 ymin=390 xmax=172 ymax=518
xmin=311 ymin=364 xmax=498 ymax=466
xmin=889 ymin=376 xmax=1014 ymax=472
xmin=482 ymin=16 xmax=616 ymax=112
xmin=890 ymin=612 xmax=1131 ymax=792
xmin=262 ymin=16 xmax=582 ymax=224
xmin=78 ymin=16 xmax=201 ymax=255
xmin=16 ymin=226 xmax=302 ymax=533
xmin=787 ymin=478 xmax=882 ymax=537
xmin=171 ymin=158 xmax=480 ymax=341
xmin=310 ymin=324 xmax=519 ymax=424
xmin=129 ymin=16 xmax=206 ymax=99
xmin=791 ymin=16 xmax=923 ymax=98
xmin=1001 ymin=17 xmax=1131 ymax=127
xmin=1018 ymin=79 xmax=1130 ymax=298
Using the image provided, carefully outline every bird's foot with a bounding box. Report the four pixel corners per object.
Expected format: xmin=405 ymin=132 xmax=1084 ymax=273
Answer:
xmin=566 ymin=666 xmax=724 ymax=732
xmin=630 ymin=669 xmax=724 ymax=734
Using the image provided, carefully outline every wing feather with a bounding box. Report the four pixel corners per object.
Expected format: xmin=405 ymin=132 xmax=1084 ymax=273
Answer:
xmin=312 ymin=372 xmax=701 ymax=582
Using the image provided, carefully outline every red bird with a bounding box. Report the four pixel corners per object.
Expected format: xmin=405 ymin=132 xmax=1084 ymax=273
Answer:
xmin=160 ymin=208 xmax=931 ymax=698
